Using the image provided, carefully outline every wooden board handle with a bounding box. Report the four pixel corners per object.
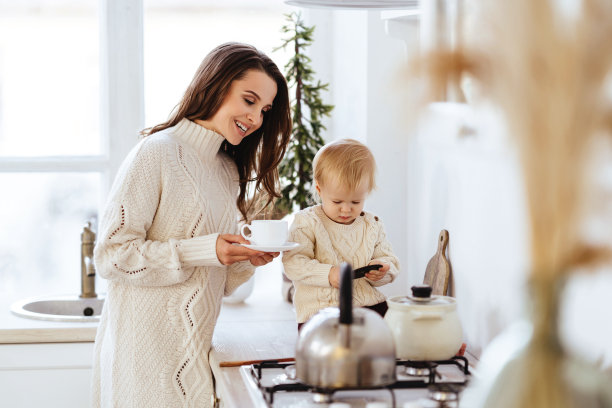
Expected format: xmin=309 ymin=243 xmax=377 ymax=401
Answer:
xmin=437 ymin=229 xmax=449 ymax=252
xmin=423 ymin=229 xmax=451 ymax=296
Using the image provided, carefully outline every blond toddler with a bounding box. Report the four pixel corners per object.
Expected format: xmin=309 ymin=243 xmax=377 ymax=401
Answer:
xmin=283 ymin=138 xmax=400 ymax=329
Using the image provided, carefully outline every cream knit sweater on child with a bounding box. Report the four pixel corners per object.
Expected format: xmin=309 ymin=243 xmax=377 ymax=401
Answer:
xmin=283 ymin=205 xmax=400 ymax=323
xmin=92 ymin=119 xmax=254 ymax=407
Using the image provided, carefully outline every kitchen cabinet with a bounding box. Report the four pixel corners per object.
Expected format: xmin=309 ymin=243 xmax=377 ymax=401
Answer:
xmin=0 ymin=259 xmax=295 ymax=408
xmin=0 ymin=342 xmax=94 ymax=407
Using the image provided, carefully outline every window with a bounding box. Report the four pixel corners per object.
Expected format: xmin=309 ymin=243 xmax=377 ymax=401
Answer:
xmin=143 ymin=0 xmax=293 ymax=127
xmin=0 ymin=0 xmax=293 ymax=302
xmin=0 ymin=1 xmax=102 ymax=298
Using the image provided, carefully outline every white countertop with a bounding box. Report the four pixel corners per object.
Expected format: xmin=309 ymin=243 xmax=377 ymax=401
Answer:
xmin=209 ymin=260 xmax=298 ymax=407
xmin=0 ymin=258 xmax=295 ymax=344
xmin=0 ymin=259 xmax=297 ymax=408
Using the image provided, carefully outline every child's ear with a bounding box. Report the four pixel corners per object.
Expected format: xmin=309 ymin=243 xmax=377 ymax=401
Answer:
xmin=315 ymin=180 xmax=321 ymax=194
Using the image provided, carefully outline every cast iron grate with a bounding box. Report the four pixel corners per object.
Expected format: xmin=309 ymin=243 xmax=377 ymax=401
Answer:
xmin=248 ymin=356 xmax=471 ymax=407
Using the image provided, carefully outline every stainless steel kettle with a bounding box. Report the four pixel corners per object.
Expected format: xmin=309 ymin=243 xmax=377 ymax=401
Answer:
xmin=295 ymin=263 xmax=397 ymax=389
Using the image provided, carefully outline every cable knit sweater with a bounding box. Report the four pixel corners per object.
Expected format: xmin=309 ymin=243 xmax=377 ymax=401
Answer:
xmin=91 ymin=119 xmax=254 ymax=408
xmin=283 ymin=205 xmax=400 ymax=323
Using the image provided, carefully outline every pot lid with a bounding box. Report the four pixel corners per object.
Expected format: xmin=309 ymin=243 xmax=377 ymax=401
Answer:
xmin=392 ymin=285 xmax=456 ymax=306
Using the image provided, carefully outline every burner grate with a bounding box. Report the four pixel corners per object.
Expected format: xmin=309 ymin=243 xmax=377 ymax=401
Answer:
xmin=248 ymin=356 xmax=471 ymax=407
xmin=248 ymin=362 xmax=311 ymax=405
xmin=398 ymin=355 xmax=471 ymax=376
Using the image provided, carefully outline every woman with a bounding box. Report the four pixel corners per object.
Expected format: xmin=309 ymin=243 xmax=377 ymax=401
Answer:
xmin=92 ymin=42 xmax=291 ymax=407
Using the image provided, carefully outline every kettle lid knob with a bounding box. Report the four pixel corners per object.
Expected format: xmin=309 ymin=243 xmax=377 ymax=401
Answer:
xmin=411 ymin=285 xmax=433 ymax=298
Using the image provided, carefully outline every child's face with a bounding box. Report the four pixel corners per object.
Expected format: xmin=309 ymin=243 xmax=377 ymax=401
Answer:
xmin=198 ymin=69 xmax=277 ymax=145
xmin=316 ymin=179 xmax=369 ymax=225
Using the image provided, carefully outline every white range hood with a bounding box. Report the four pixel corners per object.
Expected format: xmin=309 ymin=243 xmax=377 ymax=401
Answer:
xmin=284 ymin=0 xmax=418 ymax=9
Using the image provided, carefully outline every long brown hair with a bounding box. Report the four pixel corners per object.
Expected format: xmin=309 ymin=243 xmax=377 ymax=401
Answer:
xmin=142 ymin=42 xmax=292 ymax=221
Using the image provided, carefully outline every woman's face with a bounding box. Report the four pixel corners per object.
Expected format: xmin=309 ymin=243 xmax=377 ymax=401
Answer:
xmin=198 ymin=69 xmax=277 ymax=145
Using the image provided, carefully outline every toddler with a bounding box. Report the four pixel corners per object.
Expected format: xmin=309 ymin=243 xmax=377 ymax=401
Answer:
xmin=283 ymin=138 xmax=400 ymax=329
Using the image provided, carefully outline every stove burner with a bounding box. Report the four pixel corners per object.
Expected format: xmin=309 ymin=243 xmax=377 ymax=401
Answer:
xmin=284 ymin=364 xmax=297 ymax=380
xmin=404 ymin=361 xmax=438 ymax=377
xmin=312 ymin=391 xmax=333 ymax=403
xmin=247 ymin=356 xmax=471 ymax=407
xmin=428 ymin=383 xmax=460 ymax=403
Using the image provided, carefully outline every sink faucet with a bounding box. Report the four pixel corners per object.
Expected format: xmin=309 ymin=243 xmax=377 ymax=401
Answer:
xmin=80 ymin=221 xmax=97 ymax=298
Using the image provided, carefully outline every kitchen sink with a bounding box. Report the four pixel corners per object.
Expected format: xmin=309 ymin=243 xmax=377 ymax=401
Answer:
xmin=10 ymin=295 xmax=105 ymax=322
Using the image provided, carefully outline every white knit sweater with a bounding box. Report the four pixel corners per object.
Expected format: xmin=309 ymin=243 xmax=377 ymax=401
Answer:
xmin=282 ymin=205 xmax=400 ymax=323
xmin=91 ymin=119 xmax=254 ymax=407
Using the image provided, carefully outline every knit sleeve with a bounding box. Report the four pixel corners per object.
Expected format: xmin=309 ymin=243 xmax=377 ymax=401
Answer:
xmin=282 ymin=212 xmax=333 ymax=288
xmin=223 ymin=211 xmax=256 ymax=295
xmin=94 ymin=139 xmax=220 ymax=287
xmin=366 ymin=219 xmax=400 ymax=287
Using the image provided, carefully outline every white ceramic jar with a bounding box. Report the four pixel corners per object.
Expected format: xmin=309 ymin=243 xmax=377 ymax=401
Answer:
xmin=385 ymin=285 xmax=463 ymax=361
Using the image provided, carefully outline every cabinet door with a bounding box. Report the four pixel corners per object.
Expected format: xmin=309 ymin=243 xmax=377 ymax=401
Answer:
xmin=0 ymin=342 xmax=94 ymax=408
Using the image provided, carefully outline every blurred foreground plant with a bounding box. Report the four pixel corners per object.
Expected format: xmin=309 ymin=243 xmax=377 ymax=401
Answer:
xmin=409 ymin=0 xmax=612 ymax=406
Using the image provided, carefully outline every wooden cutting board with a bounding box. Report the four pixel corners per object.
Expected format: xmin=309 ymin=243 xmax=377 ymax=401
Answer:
xmin=423 ymin=229 xmax=451 ymax=295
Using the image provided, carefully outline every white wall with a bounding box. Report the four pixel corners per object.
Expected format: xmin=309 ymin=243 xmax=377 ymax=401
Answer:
xmin=409 ymin=102 xmax=530 ymax=356
xmin=304 ymin=7 xmax=612 ymax=368
xmin=305 ymin=9 xmax=412 ymax=298
xmin=305 ymin=11 xmax=524 ymax=356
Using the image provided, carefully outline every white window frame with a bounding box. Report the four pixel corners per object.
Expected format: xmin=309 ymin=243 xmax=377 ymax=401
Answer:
xmin=100 ymin=0 xmax=144 ymax=194
xmin=0 ymin=0 xmax=144 ymax=205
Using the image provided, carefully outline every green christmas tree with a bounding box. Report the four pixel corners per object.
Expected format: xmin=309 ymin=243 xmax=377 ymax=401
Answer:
xmin=274 ymin=12 xmax=334 ymax=215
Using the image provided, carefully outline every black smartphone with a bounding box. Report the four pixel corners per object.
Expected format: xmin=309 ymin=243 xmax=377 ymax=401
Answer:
xmin=353 ymin=264 xmax=382 ymax=279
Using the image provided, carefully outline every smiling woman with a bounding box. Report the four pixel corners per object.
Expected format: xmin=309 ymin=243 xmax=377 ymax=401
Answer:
xmin=195 ymin=70 xmax=278 ymax=146
xmin=0 ymin=0 xmax=294 ymax=310
xmin=90 ymin=41 xmax=292 ymax=407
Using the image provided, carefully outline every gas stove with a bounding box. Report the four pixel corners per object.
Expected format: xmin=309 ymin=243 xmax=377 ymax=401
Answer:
xmin=239 ymin=357 xmax=472 ymax=408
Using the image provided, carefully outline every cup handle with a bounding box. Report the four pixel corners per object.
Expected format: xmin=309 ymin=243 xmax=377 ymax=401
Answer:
xmin=240 ymin=224 xmax=252 ymax=241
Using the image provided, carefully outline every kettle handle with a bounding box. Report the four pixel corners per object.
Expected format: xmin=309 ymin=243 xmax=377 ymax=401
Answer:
xmin=339 ymin=262 xmax=353 ymax=325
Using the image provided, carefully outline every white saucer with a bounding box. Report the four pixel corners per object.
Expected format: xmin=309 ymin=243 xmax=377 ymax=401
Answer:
xmin=240 ymin=242 xmax=300 ymax=252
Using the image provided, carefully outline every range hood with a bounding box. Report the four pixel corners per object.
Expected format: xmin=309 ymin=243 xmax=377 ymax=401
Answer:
xmin=284 ymin=0 xmax=418 ymax=9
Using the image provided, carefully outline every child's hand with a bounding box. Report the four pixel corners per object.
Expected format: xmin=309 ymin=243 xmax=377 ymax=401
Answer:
xmin=328 ymin=265 xmax=340 ymax=288
xmin=365 ymin=260 xmax=389 ymax=281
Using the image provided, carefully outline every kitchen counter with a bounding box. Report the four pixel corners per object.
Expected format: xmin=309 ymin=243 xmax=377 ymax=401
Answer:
xmin=0 ymin=298 xmax=99 ymax=344
xmin=0 ymin=258 xmax=298 ymax=407
xmin=0 ymin=258 xmax=294 ymax=345
xmin=209 ymin=260 xmax=298 ymax=407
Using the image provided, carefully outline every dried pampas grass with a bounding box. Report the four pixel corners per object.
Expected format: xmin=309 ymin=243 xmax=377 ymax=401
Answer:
xmin=410 ymin=0 xmax=612 ymax=406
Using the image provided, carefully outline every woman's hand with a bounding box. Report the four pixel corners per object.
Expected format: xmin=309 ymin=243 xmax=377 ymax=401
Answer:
xmin=216 ymin=234 xmax=279 ymax=266
xmin=365 ymin=260 xmax=389 ymax=281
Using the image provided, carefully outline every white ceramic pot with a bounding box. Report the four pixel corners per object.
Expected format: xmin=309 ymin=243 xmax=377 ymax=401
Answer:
xmin=384 ymin=285 xmax=463 ymax=361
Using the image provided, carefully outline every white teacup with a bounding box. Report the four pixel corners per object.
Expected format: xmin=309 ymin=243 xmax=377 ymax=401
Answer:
xmin=241 ymin=220 xmax=288 ymax=247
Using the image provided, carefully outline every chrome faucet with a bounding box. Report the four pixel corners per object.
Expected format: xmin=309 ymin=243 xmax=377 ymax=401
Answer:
xmin=80 ymin=221 xmax=97 ymax=298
